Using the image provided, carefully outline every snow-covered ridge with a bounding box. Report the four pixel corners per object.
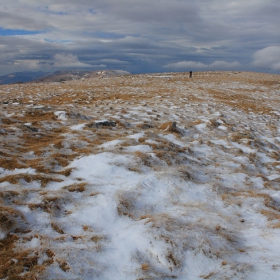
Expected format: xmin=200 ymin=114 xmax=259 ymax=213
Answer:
xmin=0 ymin=71 xmax=279 ymax=279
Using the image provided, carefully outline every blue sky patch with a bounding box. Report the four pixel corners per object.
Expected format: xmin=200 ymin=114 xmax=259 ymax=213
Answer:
xmin=84 ymin=31 xmax=124 ymax=39
xmin=0 ymin=28 xmax=44 ymax=36
xmin=44 ymin=38 xmax=72 ymax=44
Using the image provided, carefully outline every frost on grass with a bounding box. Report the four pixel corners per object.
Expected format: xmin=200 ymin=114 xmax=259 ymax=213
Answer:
xmin=0 ymin=71 xmax=280 ymax=279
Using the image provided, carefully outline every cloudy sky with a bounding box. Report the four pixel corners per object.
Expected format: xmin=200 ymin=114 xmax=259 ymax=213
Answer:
xmin=0 ymin=0 xmax=279 ymax=75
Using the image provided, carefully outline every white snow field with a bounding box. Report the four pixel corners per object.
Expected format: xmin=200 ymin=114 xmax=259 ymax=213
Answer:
xmin=0 ymin=71 xmax=280 ymax=279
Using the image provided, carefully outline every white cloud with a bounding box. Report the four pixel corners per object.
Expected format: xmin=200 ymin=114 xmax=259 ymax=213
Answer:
xmin=52 ymin=53 xmax=92 ymax=68
xmin=252 ymin=46 xmax=280 ymax=70
xmin=100 ymin=59 xmax=130 ymax=64
xmin=210 ymin=61 xmax=241 ymax=68
xmin=164 ymin=60 xmax=241 ymax=70
xmin=92 ymin=64 xmax=107 ymax=68
xmin=13 ymin=60 xmax=40 ymax=69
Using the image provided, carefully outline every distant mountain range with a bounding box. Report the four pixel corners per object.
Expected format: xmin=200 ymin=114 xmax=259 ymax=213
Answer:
xmin=0 ymin=70 xmax=131 ymax=84
xmin=0 ymin=71 xmax=51 ymax=84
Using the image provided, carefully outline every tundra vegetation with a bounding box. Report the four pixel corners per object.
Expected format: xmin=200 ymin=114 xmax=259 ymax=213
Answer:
xmin=0 ymin=71 xmax=280 ymax=279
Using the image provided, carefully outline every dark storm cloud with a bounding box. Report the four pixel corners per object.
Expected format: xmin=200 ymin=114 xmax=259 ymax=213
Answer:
xmin=0 ymin=0 xmax=279 ymax=75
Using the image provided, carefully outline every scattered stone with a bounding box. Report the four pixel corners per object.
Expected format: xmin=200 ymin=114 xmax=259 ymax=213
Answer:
xmin=159 ymin=121 xmax=177 ymax=133
xmin=22 ymin=125 xmax=39 ymax=132
xmin=208 ymin=119 xmax=222 ymax=127
xmin=69 ymin=112 xmax=92 ymax=120
xmin=137 ymin=122 xmax=153 ymax=129
xmin=87 ymin=120 xmax=117 ymax=128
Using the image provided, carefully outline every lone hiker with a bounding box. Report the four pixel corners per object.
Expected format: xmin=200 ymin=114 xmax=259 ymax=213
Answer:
xmin=189 ymin=71 xmax=193 ymax=78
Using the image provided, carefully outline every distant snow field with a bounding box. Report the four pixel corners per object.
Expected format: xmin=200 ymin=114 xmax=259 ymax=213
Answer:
xmin=0 ymin=71 xmax=280 ymax=279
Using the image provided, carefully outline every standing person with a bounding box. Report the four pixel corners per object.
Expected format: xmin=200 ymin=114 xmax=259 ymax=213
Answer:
xmin=189 ymin=71 xmax=193 ymax=78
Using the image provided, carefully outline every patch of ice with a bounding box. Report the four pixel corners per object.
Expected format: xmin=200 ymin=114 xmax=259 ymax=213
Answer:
xmin=125 ymin=145 xmax=153 ymax=153
xmin=26 ymin=237 xmax=40 ymax=248
xmin=70 ymin=123 xmax=86 ymax=130
xmin=33 ymin=105 xmax=44 ymax=109
xmin=145 ymin=139 xmax=158 ymax=145
xmin=213 ymin=111 xmax=221 ymax=116
xmin=0 ymin=230 xmax=7 ymax=240
xmin=267 ymin=174 xmax=280 ymax=181
xmin=258 ymin=152 xmax=273 ymax=163
xmin=195 ymin=123 xmax=207 ymax=130
xmin=211 ymin=139 xmax=228 ymax=146
xmin=231 ymin=142 xmax=255 ymax=154
xmin=54 ymin=111 xmax=68 ymax=121
xmin=127 ymin=132 xmax=145 ymax=141
xmin=99 ymin=139 xmax=123 ymax=148
xmin=251 ymin=177 xmax=264 ymax=189
xmin=218 ymin=125 xmax=227 ymax=130
xmin=0 ymin=167 xmax=36 ymax=177
xmin=160 ymin=134 xmax=185 ymax=147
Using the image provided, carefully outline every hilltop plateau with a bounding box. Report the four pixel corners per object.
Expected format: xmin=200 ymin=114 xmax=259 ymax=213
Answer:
xmin=0 ymin=70 xmax=131 ymax=85
xmin=0 ymin=71 xmax=280 ymax=279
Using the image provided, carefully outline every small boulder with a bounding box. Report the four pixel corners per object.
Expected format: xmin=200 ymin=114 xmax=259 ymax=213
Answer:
xmin=87 ymin=120 xmax=116 ymax=128
xmin=159 ymin=122 xmax=177 ymax=133
xmin=137 ymin=122 xmax=153 ymax=129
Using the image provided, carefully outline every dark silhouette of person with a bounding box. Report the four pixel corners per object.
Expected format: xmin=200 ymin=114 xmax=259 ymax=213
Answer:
xmin=189 ymin=71 xmax=193 ymax=78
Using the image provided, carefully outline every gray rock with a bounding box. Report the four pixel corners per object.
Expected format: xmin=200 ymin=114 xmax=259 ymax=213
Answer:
xmin=23 ymin=125 xmax=39 ymax=132
xmin=87 ymin=120 xmax=117 ymax=128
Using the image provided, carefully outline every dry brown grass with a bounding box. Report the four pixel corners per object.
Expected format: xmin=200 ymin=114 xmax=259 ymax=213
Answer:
xmin=153 ymin=151 xmax=173 ymax=165
xmin=148 ymin=138 xmax=186 ymax=166
xmin=0 ymin=158 xmax=26 ymax=170
xmin=24 ymin=158 xmax=53 ymax=173
xmin=63 ymin=183 xmax=86 ymax=192
xmin=51 ymin=222 xmax=65 ymax=234
xmin=50 ymin=153 xmax=77 ymax=167
xmin=0 ymin=205 xmax=48 ymax=279
xmin=159 ymin=122 xmax=178 ymax=133
xmin=0 ymin=206 xmax=20 ymax=233
xmin=260 ymin=210 xmax=280 ymax=221
xmin=117 ymin=199 xmax=134 ymax=218
xmin=166 ymin=251 xmax=179 ymax=267
xmin=17 ymin=110 xmax=55 ymax=123
xmin=200 ymin=271 xmax=216 ymax=279
xmin=90 ymin=192 xmax=99 ymax=197
xmin=221 ymin=190 xmax=280 ymax=221
xmin=141 ymin=263 xmax=150 ymax=271
xmin=229 ymin=132 xmax=254 ymax=143
xmin=55 ymin=168 xmax=75 ymax=177
xmin=206 ymin=88 xmax=274 ymax=114
xmin=58 ymin=260 xmax=70 ymax=272
xmin=0 ymin=174 xmax=63 ymax=187
xmin=271 ymin=222 xmax=280 ymax=229
xmin=28 ymin=195 xmax=68 ymax=215
xmin=134 ymin=151 xmax=152 ymax=167
xmin=0 ymin=234 xmax=49 ymax=280
xmin=21 ymin=132 xmax=65 ymax=152
xmin=91 ymin=235 xmax=104 ymax=243
xmin=0 ymin=190 xmax=22 ymax=202
xmin=138 ymin=137 xmax=147 ymax=143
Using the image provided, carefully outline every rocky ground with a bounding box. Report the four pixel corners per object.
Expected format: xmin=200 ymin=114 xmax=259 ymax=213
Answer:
xmin=0 ymin=71 xmax=280 ymax=279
